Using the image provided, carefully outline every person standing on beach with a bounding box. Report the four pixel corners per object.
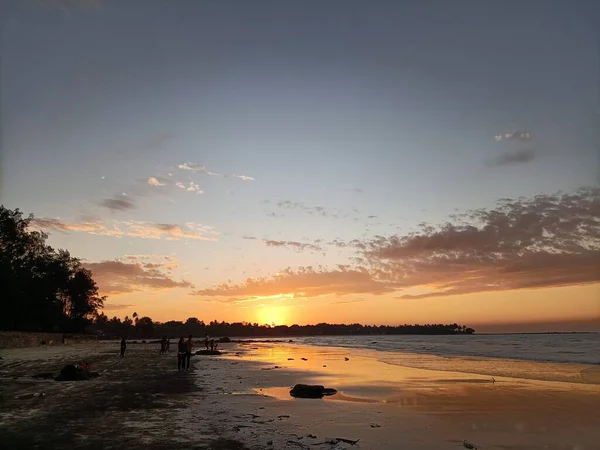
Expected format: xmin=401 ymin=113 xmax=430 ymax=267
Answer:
xmin=120 ymin=337 xmax=127 ymax=358
xmin=177 ymin=337 xmax=186 ymax=371
xmin=185 ymin=335 xmax=194 ymax=370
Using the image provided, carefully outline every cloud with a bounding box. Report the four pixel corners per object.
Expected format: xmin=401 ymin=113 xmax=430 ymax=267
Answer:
xmin=99 ymin=196 xmax=136 ymax=212
xmin=177 ymin=162 xmax=221 ymax=176
xmin=263 ymin=240 xmax=323 ymax=252
xmin=174 ymin=181 xmax=203 ymax=194
xmin=31 ymin=218 xmax=109 ymax=234
xmin=32 ymin=218 xmax=219 ymax=241
xmin=486 ymin=149 xmax=536 ymax=167
xmin=193 ymin=187 xmax=599 ymax=301
xmin=192 ymin=266 xmax=395 ymax=300
xmin=277 ymin=200 xmax=337 ymax=218
xmin=85 ymin=260 xmax=192 ymax=295
xmin=186 ymin=182 xmax=203 ymax=194
xmin=361 ymin=187 xmax=600 ymax=298
xmin=231 ymin=174 xmax=255 ymax=181
xmin=148 ymin=177 xmax=165 ymax=187
xmin=102 ymin=303 xmax=133 ymax=311
xmin=494 ymin=130 xmax=531 ymax=142
xmin=177 ymin=162 xmax=254 ymax=180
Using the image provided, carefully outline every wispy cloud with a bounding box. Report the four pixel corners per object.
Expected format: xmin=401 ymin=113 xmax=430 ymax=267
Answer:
xmin=231 ymin=174 xmax=255 ymax=181
xmin=192 ymin=266 xmax=395 ymax=300
xmin=276 ymin=200 xmax=338 ymax=218
xmin=494 ymin=130 xmax=531 ymax=142
xmin=32 ymin=218 xmax=219 ymax=242
xmin=486 ymin=149 xmax=536 ymax=167
xmin=98 ymin=195 xmax=136 ymax=212
xmin=85 ymin=260 xmax=192 ymax=295
xmin=177 ymin=162 xmax=221 ymax=176
xmin=177 ymin=162 xmax=254 ymax=181
xmin=263 ymin=239 xmax=323 ymax=252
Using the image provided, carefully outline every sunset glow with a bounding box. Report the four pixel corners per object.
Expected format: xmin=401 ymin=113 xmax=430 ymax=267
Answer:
xmin=2 ymin=0 xmax=598 ymax=332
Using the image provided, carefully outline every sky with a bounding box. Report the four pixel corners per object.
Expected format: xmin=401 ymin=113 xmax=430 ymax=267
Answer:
xmin=1 ymin=0 xmax=598 ymax=332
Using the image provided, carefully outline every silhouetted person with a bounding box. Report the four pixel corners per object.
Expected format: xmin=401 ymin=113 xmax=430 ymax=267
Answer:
xmin=160 ymin=336 xmax=167 ymax=355
xmin=185 ymin=335 xmax=194 ymax=370
xmin=166 ymin=338 xmax=171 ymax=353
xmin=177 ymin=337 xmax=186 ymax=371
xmin=204 ymin=333 xmax=209 ymax=350
xmin=120 ymin=337 xmax=126 ymax=358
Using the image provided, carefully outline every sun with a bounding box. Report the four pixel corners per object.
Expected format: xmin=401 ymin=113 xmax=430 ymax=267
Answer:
xmin=256 ymin=305 xmax=289 ymax=326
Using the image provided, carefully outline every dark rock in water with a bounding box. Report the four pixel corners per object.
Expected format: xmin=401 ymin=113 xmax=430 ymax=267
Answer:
xmin=301 ymin=358 xmax=308 ymax=361
xmin=218 ymin=337 xmax=231 ymax=343
xmin=196 ymin=350 xmax=223 ymax=355
xmin=290 ymin=384 xmax=337 ymax=399
xmin=288 ymin=340 xmax=293 ymax=343
xmin=141 ymin=340 xmax=147 ymax=344
xmin=287 ymin=358 xmax=294 ymax=361
xmin=344 ymin=357 xmax=350 ymax=361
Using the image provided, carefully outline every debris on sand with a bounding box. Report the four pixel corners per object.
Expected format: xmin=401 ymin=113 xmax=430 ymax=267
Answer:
xmin=54 ymin=361 xmax=100 ymax=381
xmin=463 ymin=440 xmax=478 ymax=449
xmin=289 ymin=384 xmax=337 ymax=399
xmin=16 ymin=392 xmax=46 ymax=400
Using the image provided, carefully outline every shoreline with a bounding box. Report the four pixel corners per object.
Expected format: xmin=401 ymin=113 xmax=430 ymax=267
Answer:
xmin=1 ymin=340 xmax=599 ymax=449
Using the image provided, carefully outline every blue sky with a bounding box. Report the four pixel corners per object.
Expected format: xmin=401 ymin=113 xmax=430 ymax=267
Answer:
xmin=1 ymin=0 xmax=598 ymax=330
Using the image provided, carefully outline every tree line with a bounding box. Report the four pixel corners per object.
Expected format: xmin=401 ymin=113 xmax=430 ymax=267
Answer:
xmin=0 ymin=206 xmax=104 ymax=333
xmin=89 ymin=314 xmax=475 ymax=339
xmin=1 ymin=205 xmax=475 ymax=336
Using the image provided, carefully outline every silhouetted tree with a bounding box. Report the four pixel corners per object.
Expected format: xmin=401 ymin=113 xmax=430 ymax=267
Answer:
xmin=0 ymin=206 xmax=104 ymax=332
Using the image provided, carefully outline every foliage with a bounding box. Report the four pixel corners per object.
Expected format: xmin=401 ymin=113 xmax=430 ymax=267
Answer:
xmin=89 ymin=315 xmax=475 ymax=339
xmin=0 ymin=206 xmax=105 ymax=332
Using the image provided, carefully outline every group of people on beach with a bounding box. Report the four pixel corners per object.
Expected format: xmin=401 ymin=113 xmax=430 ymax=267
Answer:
xmin=119 ymin=334 xmax=219 ymax=371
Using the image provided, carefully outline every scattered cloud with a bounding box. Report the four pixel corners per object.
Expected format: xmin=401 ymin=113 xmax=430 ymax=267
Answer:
xmin=231 ymin=174 xmax=255 ymax=181
xmin=177 ymin=162 xmax=254 ymax=181
xmin=360 ymin=187 xmax=600 ymax=298
xmin=263 ymin=240 xmax=323 ymax=252
xmin=486 ymin=149 xmax=536 ymax=167
xmin=194 ymin=187 xmax=599 ymax=301
xmin=85 ymin=260 xmax=193 ymax=295
xmin=177 ymin=162 xmax=221 ymax=176
xmin=494 ymin=130 xmax=531 ymax=142
xmin=192 ymin=266 xmax=395 ymax=300
xmin=99 ymin=196 xmax=136 ymax=212
xmin=353 ymin=188 xmax=364 ymax=194
xmin=148 ymin=177 xmax=165 ymax=187
xmin=32 ymin=218 xmax=219 ymax=242
xmin=276 ymin=200 xmax=338 ymax=218
xmin=31 ymin=218 xmax=111 ymax=234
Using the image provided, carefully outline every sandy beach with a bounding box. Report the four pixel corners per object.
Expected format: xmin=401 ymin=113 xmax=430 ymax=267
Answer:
xmin=1 ymin=340 xmax=599 ymax=450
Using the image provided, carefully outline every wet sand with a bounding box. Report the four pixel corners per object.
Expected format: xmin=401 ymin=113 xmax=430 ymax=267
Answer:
xmin=1 ymin=341 xmax=599 ymax=449
xmin=0 ymin=343 xmax=248 ymax=450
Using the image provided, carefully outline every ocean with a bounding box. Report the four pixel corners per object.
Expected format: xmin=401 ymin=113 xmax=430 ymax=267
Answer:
xmin=297 ymin=333 xmax=600 ymax=365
